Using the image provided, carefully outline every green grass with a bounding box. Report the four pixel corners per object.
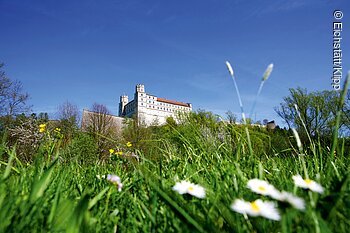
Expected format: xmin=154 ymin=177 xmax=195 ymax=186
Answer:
xmin=0 ymin=119 xmax=349 ymax=233
xmin=0 ymin=72 xmax=349 ymax=232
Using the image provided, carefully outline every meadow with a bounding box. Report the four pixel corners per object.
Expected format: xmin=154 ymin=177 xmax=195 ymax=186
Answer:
xmin=0 ymin=67 xmax=349 ymax=233
xmin=0 ymin=109 xmax=349 ymax=233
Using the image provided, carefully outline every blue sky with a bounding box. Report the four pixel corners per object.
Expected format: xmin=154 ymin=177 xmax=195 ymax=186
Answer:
xmin=0 ymin=0 xmax=349 ymax=126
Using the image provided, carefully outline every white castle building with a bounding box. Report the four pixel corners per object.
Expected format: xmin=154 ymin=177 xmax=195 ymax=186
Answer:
xmin=119 ymin=84 xmax=192 ymax=125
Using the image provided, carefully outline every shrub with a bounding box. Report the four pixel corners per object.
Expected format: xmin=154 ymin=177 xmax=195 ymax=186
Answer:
xmin=63 ymin=132 xmax=98 ymax=165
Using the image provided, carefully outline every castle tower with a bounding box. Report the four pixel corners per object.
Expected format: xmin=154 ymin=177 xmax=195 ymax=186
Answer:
xmin=136 ymin=84 xmax=145 ymax=93
xmin=119 ymin=95 xmax=129 ymax=116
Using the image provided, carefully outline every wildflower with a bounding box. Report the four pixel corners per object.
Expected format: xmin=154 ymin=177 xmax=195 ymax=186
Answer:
xmin=279 ymin=191 xmax=305 ymax=210
xmin=39 ymin=124 xmax=46 ymax=133
xmin=172 ymin=180 xmax=206 ymax=199
xmin=107 ymin=174 xmax=123 ymax=192
xmin=247 ymin=179 xmax=281 ymax=200
xmin=130 ymin=152 xmax=140 ymax=160
xmin=96 ymin=174 xmax=106 ymax=180
xmin=292 ymin=175 xmax=324 ymax=194
xmin=231 ymin=199 xmax=280 ymax=221
xmin=115 ymin=151 xmax=123 ymax=156
xmin=225 ymin=61 xmax=234 ymax=77
xmin=262 ymin=63 xmax=274 ymax=81
xmin=247 ymin=179 xmax=305 ymax=210
xmin=109 ymin=149 xmax=115 ymax=154
xmin=53 ymin=127 xmax=63 ymax=138
xmin=126 ymin=142 xmax=132 ymax=147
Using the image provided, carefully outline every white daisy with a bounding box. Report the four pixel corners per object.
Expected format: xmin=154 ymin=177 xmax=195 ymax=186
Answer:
xmin=280 ymin=191 xmax=305 ymax=210
xmin=292 ymin=175 xmax=324 ymax=194
xmin=247 ymin=179 xmax=282 ymax=200
xmin=231 ymin=199 xmax=280 ymax=221
xmin=172 ymin=180 xmax=206 ymax=199
xmin=107 ymin=174 xmax=123 ymax=192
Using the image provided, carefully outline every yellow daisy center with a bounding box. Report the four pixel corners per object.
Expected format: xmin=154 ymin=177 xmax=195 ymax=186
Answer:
xmin=258 ymin=186 xmax=266 ymax=192
xmin=188 ymin=186 xmax=194 ymax=192
xmin=304 ymin=179 xmax=312 ymax=185
xmin=250 ymin=201 xmax=260 ymax=212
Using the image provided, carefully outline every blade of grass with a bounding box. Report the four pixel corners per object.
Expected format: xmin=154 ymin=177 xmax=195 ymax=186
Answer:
xmin=331 ymin=71 xmax=349 ymax=157
xmin=29 ymin=158 xmax=58 ymax=203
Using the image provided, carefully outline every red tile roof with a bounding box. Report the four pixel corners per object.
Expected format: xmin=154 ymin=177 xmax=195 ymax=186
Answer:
xmin=157 ymin=97 xmax=191 ymax=107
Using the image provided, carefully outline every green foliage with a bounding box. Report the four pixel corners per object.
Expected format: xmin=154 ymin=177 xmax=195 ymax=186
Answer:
xmin=63 ymin=132 xmax=98 ymax=165
xmin=275 ymin=87 xmax=349 ymax=138
xmin=122 ymin=117 xmax=158 ymax=158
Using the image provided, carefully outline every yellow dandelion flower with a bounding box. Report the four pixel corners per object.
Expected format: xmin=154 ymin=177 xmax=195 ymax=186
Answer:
xmin=115 ymin=151 xmax=123 ymax=156
xmin=39 ymin=124 xmax=46 ymax=133
xmin=126 ymin=142 xmax=132 ymax=147
xmin=109 ymin=149 xmax=115 ymax=154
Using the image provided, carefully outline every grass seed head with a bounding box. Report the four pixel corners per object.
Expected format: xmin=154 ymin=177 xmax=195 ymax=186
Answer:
xmin=262 ymin=63 xmax=274 ymax=81
xmin=225 ymin=61 xmax=234 ymax=77
xmin=291 ymin=128 xmax=303 ymax=151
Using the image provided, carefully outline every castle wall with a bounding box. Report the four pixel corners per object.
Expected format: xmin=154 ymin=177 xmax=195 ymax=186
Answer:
xmin=119 ymin=84 xmax=192 ymax=126
xmin=81 ymin=109 xmax=125 ymax=134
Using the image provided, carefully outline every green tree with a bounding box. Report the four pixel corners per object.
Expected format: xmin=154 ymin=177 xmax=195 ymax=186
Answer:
xmin=82 ymin=103 xmax=118 ymax=159
xmin=275 ymin=87 xmax=347 ymax=137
